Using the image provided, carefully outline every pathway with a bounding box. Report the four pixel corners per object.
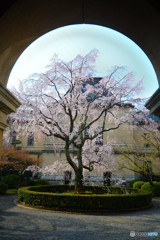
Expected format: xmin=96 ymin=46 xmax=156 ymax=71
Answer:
xmin=0 ymin=194 xmax=160 ymax=240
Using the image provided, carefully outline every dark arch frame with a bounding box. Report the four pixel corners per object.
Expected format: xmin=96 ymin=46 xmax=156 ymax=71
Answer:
xmin=0 ymin=0 xmax=160 ymax=88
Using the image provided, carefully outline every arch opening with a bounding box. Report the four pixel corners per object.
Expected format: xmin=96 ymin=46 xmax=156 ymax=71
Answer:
xmin=7 ymin=24 xmax=158 ymax=99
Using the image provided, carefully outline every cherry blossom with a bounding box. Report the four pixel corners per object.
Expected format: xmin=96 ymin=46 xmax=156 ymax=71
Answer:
xmin=7 ymin=49 xmax=145 ymax=192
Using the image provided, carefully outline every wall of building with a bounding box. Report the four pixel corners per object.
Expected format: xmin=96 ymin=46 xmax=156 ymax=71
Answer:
xmin=12 ymin=107 xmax=151 ymax=179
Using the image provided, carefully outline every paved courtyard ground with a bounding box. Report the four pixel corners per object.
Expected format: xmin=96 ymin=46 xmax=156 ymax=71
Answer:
xmin=0 ymin=194 xmax=160 ymax=240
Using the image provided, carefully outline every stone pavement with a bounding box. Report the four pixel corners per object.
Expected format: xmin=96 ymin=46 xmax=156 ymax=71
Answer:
xmin=0 ymin=194 xmax=160 ymax=240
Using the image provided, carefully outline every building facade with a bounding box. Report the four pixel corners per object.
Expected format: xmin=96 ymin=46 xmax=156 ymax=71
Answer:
xmin=7 ymin=107 xmax=159 ymax=183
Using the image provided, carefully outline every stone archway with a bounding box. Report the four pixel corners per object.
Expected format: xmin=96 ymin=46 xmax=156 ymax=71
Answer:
xmin=1 ymin=0 xmax=160 ymax=87
xmin=0 ymin=0 xmax=160 ymax=156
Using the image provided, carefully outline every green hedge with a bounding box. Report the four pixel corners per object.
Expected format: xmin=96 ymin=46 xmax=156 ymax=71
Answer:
xmin=0 ymin=182 xmax=8 ymax=194
xmin=133 ymin=181 xmax=145 ymax=189
xmin=2 ymin=174 xmax=21 ymax=189
xmin=27 ymin=185 xmax=139 ymax=194
xmin=141 ymin=182 xmax=160 ymax=197
xmin=20 ymin=179 xmax=50 ymax=187
xmin=34 ymin=179 xmax=50 ymax=186
xmin=18 ymin=185 xmax=152 ymax=212
xmin=129 ymin=179 xmax=140 ymax=188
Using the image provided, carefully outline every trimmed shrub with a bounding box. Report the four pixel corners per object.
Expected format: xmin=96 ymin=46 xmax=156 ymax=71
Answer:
xmin=129 ymin=179 xmax=140 ymax=188
xmin=2 ymin=174 xmax=21 ymax=189
xmin=141 ymin=181 xmax=160 ymax=197
xmin=34 ymin=179 xmax=50 ymax=186
xmin=28 ymin=185 xmax=138 ymax=194
xmin=0 ymin=182 xmax=8 ymax=194
xmin=18 ymin=185 xmax=152 ymax=212
xmin=141 ymin=182 xmax=152 ymax=192
xmin=133 ymin=181 xmax=145 ymax=189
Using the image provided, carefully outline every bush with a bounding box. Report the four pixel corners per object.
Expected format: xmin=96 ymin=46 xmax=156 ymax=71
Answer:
xmin=152 ymin=175 xmax=160 ymax=182
xmin=141 ymin=181 xmax=160 ymax=197
xmin=0 ymin=182 xmax=8 ymax=194
xmin=27 ymin=180 xmax=36 ymax=186
xmin=18 ymin=180 xmax=35 ymax=187
xmin=22 ymin=170 xmax=33 ymax=181
xmin=34 ymin=179 xmax=50 ymax=186
xmin=133 ymin=181 xmax=145 ymax=189
xmin=129 ymin=179 xmax=140 ymax=188
xmin=2 ymin=174 xmax=21 ymax=189
xmin=18 ymin=185 xmax=152 ymax=212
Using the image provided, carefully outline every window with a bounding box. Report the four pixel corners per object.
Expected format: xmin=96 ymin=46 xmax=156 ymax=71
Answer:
xmin=84 ymin=127 xmax=89 ymax=137
xmin=144 ymin=143 xmax=149 ymax=148
xmin=10 ymin=131 xmax=16 ymax=145
xmin=27 ymin=132 xmax=34 ymax=146
xmin=95 ymin=128 xmax=103 ymax=145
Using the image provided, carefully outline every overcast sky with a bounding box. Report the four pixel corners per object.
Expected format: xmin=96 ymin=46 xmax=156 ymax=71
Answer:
xmin=7 ymin=24 xmax=159 ymax=98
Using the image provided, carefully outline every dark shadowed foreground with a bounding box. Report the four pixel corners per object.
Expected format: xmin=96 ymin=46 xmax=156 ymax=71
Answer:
xmin=0 ymin=194 xmax=160 ymax=240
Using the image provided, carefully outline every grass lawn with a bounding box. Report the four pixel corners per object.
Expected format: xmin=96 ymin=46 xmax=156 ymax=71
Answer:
xmin=6 ymin=189 xmax=18 ymax=194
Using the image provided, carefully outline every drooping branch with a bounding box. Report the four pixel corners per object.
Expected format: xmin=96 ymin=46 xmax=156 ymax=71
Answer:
xmin=7 ymin=48 xmax=146 ymax=193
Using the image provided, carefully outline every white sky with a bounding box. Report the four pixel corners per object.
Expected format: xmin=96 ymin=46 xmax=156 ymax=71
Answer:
xmin=7 ymin=24 xmax=159 ymax=98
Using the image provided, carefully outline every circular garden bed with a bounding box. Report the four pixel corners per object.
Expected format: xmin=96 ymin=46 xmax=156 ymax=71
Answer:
xmin=18 ymin=185 xmax=152 ymax=213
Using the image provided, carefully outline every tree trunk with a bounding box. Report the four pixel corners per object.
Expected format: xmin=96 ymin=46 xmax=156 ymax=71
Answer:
xmin=74 ymin=168 xmax=84 ymax=193
xmin=65 ymin=141 xmax=84 ymax=193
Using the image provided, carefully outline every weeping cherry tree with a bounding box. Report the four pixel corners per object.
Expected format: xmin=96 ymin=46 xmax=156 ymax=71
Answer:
xmin=10 ymin=49 xmax=143 ymax=192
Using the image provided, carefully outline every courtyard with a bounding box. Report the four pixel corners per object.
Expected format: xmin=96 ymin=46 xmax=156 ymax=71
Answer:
xmin=0 ymin=194 xmax=160 ymax=240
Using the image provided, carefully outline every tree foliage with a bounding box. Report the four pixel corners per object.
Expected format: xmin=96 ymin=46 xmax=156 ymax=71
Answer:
xmin=0 ymin=147 xmax=42 ymax=173
xmin=7 ymin=49 xmax=144 ymax=192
